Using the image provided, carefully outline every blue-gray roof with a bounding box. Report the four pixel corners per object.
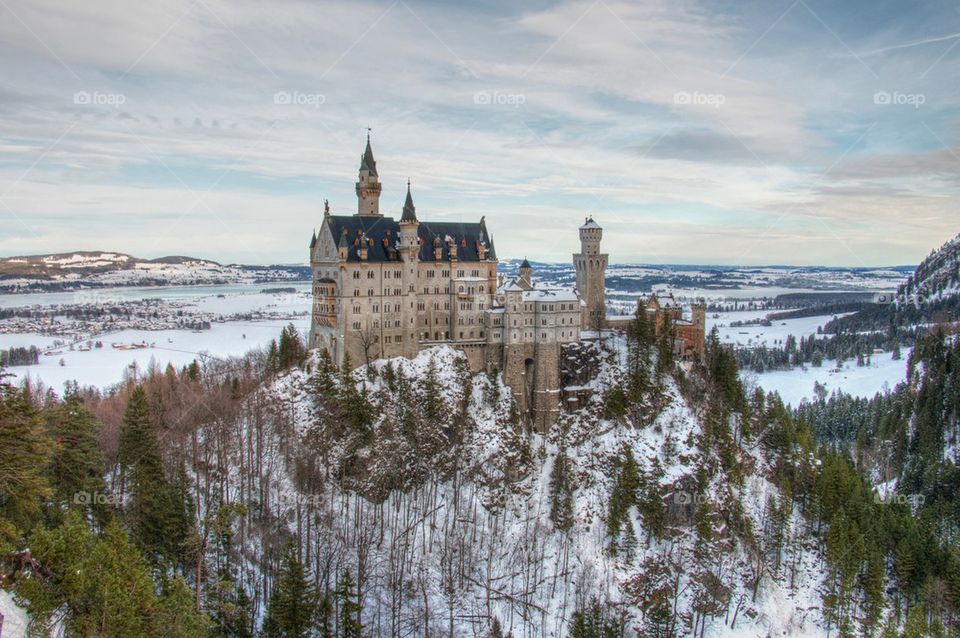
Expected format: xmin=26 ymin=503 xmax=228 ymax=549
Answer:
xmin=325 ymin=215 xmax=495 ymax=263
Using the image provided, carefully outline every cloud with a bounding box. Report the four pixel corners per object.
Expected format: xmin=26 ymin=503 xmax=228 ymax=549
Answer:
xmin=0 ymin=0 xmax=957 ymax=265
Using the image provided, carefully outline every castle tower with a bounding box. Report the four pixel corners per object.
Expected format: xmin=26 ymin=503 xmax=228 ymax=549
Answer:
xmin=398 ymin=180 xmax=420 ymax=357
xmin=518 ymin=257 xmax=533 ymax=290
xmin=573 ymin=216 xmax=608 ymax=330
xmin=355 ymin=134 xmax=382 ymax=216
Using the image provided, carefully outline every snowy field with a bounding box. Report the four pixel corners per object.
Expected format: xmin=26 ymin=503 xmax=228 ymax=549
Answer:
xmin=709 ymin=310 xmax=855 ymax=347
xmin=743 ymin=351 xmax=909 ymax=407
xmin=0 ymin=283 xmax=311 ymax=392
xmin=709 ymin=310 xmax=909 ymax=406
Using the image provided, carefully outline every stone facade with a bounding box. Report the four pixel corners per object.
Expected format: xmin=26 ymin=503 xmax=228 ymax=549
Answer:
xmin=309 ymin=138 xmax=579 ymax=430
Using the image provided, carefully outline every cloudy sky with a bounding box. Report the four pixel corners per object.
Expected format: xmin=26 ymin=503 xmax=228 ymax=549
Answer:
xmin=0 ymin=0 xmax=958 ymax=266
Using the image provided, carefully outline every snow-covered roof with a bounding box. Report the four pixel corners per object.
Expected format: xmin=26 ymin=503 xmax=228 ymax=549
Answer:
xmin=580 ymin=217 xmax=601 ymax=230
xmin=522 ymin=288 xmax=579 ymax=302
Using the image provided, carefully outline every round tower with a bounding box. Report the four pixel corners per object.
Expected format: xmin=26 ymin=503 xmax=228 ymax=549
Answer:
xmin=573 ymin=216 xmax=608 ymax=330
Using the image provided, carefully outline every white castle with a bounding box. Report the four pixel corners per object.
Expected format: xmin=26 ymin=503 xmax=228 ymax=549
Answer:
xmin=309 ymin=136 xmax=612 ymax=429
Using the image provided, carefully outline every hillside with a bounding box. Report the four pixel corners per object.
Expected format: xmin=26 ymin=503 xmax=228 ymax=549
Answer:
xmin=0 ymin=250 xmax=307 ymax=292
xmin=900 ymin=232 xmax=960 ymax=305
xmin=821 ymin=231 xmax=960 ymax=337
xmin=4 ymin=316 xmax=959 ymax=636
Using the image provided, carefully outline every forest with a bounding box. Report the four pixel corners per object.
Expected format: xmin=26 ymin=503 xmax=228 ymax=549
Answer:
xmin=1 ymin=314 xmax=959 ymax=636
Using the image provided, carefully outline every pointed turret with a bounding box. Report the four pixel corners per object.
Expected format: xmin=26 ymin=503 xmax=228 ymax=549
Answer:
xmin=356 ymin=133 xmax=382 ymax=216
xmin=359 ymin=132 xmax=378 ymax=177
xmin=401 ymin=179 xmax=417 ymax=222
xmin=519 ymin=257 xmax=533 ymax=290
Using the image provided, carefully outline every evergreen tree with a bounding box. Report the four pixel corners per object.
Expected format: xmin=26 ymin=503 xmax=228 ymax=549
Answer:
xmin=119 ymin=386 xmax=187 ymax=565
xmin=46 ymin=392 xmax=106 ymax=515
xmin=262 ymin=547 xmax=317 ymax=638
xmin=337 ymin=570 xmax=362 ymax=638
xmin=569 ymin=598 xmax=623 ymax=638
xmin=549 ymin=446 xmax=575 ymax=532
xmin=0 ymin=377 xmax=51 ymax=549
xmin=156 ymin=574 xmax=212 ymax=638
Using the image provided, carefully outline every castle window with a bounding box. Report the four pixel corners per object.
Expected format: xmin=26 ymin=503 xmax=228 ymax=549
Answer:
xmin=368 ymin=289 xmax=373 ymax=296
xmin=457 ymin=270 xmax=464 ymax=277
xmin=442 ymin=270 xmax=449 ymax=277
xmin=352 ymin=321 xmax=360 ymax=330
xmin=459 ymin=331 xmax=463 ymax=338
xmin=367 ymin=271 xmax=375 ymax=279
xmin=353 ymin=290 xmax=359 ymax=297
xmin=480 ymin=331 xmax=485 ymax=338
xmin=352 ymin=271 xmax=360 ymax=279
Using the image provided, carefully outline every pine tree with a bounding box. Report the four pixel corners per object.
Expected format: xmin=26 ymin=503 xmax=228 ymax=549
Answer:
xmin=0 ymin=378 xmax=51 ymax=548
xmin=119 ymin=386 xmax=187 ymax=565
xmin=262 ymin=547 xmax=317 ymax=638
xmin=549 ymin=447 xmax=575 ymax=532
xmin=337 ymin=570 xmax=362 ymax=638
xmin=155 ymin=574 xmax=212 ymax=638
xmin=46 ymin=391 xmax=106 ymax=514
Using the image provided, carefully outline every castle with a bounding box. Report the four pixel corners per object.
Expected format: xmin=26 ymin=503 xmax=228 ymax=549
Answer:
xmin=309 ymin=137 xmax=704 ymax=429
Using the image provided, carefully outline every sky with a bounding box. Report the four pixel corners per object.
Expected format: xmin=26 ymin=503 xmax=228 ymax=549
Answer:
xmin=0 ymin=0 xmax=958 ymax=266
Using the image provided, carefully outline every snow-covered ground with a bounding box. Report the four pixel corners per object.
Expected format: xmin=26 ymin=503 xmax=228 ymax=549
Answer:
xmin=709 ymin=310 xmax=908 ymax=406
xmin=0 ymin=589 xmax=29 ymax=638
xmin=709 ymin=311 xmax=854 ymax=348
xmin=1 ymin=320 xmax=308 ymax=392
xmin=0 ymin=283 xmax=311 ymax=391
xmin=743 ymin=351 xmax=909 ymax=407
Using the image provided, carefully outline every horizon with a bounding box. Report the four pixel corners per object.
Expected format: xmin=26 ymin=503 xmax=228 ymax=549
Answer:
xmin=2 ymin=1 xmax=959 ymax=266
xmin=0 ymin=247 xmax=923 ymax=271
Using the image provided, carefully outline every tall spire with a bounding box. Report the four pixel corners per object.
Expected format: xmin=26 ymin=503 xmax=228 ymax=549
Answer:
xmin=359 ymin=130 xmax=377 ymax=176
xmin=401 ymin=178 xmax=417 ymax=222
xmin=356 ymin=132 xmax=382 ymax=216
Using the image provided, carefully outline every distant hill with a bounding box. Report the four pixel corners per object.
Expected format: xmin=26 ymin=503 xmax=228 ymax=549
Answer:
xmin=0 ymin=251 xmax=222 ymax=279
xmin=0 ymin=251 xmax=308 ymax=293
xmin=900 ymin=232 xmax=960 ymax=304
xmin=823 ymin=231 xmax=960 ymax=334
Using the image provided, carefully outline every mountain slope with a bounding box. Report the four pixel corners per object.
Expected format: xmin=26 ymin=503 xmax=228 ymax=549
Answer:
xmin=900 ymin=232 xmax=960 ymax=305
xmin=211 ymin=340 xmax=833 ymax=636
xmin=0 ymin=251 xmax=306 ymax=292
